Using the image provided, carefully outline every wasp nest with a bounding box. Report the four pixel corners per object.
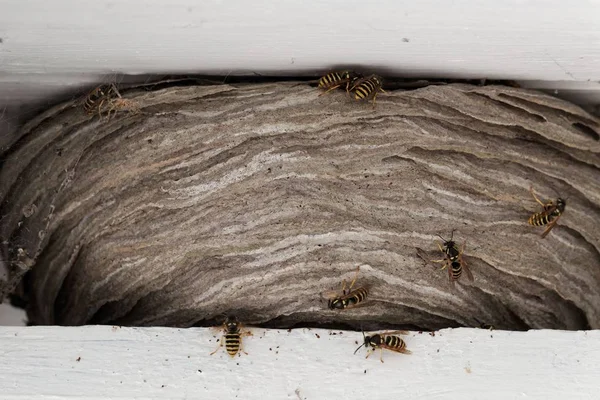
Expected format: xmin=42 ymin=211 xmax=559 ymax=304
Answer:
xmin=1 ymin=82 xmax=599 ymax=330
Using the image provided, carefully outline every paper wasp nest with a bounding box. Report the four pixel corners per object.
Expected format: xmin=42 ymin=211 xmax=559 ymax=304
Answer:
xmin=0 ymin=82 xmax=599 ymax=330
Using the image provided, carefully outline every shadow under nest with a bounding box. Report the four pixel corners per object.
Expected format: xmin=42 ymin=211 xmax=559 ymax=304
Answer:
xmin=1 ymin=76 xmax=599 ymax=332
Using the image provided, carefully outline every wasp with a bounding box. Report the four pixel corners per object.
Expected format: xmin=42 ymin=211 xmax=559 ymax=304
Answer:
xmin=325 ymin=266 xmax=369 ymax=310
xmin=350 ymin=75 xmax=385 ymax=106
xmin=354 ymin=330 xmax=411 ymax=363
xmin=474 ymin=318 xmax=494 ymax=330
xmin=318 ymin=70 xmax=361 ymax=95
xmin=528 ymin=186 xmax=566 ymax=238
xmin=83 ymin=83 xmax=121 ymax=116
xmin=210 ymin=315 xmax=253 ymax=357
xmin=427 ymin=230 xmax=473 ymax=286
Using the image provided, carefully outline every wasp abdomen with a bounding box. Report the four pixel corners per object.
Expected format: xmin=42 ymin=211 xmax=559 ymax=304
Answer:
xmin=384 ymin=335 xmax=407 ymax=351
xmin=351 ymin=75 xmax=383 ymax=103
xmin=225 ymin=333 xmax=241 ymax=356
xmin=450 ymin=261 xmax=462 ymax=280
xmin=528 ymin=212 xmax=554 ymax=226
xmin=318 ymin=72 xmax=345 ymax=88
xmin=347 ymin=287 xmax=368 ymax=306
xmin=354 ymin=80 xmax=377 ymax=100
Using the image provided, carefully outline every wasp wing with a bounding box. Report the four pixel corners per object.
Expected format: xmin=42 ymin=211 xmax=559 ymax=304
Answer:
xmin=380 ymin=344 xmax=412 ymax=355
xmin=541 ymin=214 xmax=561 ymax=238
xmin=460 ymin=253 xmax=474 ymax=282
xmin=321 ymin=289 xmax=341 ymax=300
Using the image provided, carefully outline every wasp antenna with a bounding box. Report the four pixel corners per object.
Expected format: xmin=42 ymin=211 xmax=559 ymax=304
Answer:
xmin=354 ymin=342 xmax=366 ymax=355
xmin=437 ymin=234 xmax=447 ymax=242
xmin=450 ymin=229 xmax=456 ymax=241
xmin=353 ymin=325 xmax=367 ymax=355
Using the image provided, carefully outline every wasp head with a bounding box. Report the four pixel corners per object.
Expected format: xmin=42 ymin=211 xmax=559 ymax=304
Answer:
xmin=438 ymin=229 xmax=457 ymax=250
xmin=224 ymin=316 xmax=239 ymax=333
xmin=328 ymin=299 xmax=346 ymax=310
xmin=556 ymin=198 xmax=566 ymax=212
xmin=444 ymin=240 xmax=456 ymax=249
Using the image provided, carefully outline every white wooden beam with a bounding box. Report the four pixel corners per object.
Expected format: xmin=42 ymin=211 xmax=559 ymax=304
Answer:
xmin=1 ymin=0 xmax=599 ymax=81
xmin=0 ymin=326 xmax=598 ymax=399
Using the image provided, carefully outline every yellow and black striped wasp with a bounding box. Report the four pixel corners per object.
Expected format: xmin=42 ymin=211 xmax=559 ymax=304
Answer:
xmin=474 ymin=318 xmax=494 ymax=330
xmin=324 ymin=266 xmax=369 ymax=310
xmin=354 ymin=330 xmax=411 ymax=363
xmin=210 ymin=315 xmax=253 ymax=357
xmin=350 ymin=75 xmax=385 ymax=106
xmin=424 ymin=230 xmax=473 ymax=286
xmin=83 ymin=83 xmax=121 ymax=117
xmin=318 ymin=70 xmax=361 ymax=96
xmin=528 ymin=186 xmax=566 ymax=238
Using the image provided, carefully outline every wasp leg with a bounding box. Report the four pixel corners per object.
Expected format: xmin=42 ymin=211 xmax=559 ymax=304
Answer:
xmin=400 ymin=348 xmax=412 ymax=355
xmin=96 ymin=98 xmax=106 ymax=118
xmin=371 ymin=87 xmax=387 ymax=107
xmin=346 ymin=266 xmax=361 ymax=292
xmin=440 ymin=260 xmax=451 ymax=270
xmin=209 ymin=336 xmax=223 ymax=355
xmin=434 ymin=243 xmax=448 ymax=268
xmin=340 ymin=278 xmax=348 ymax=295
xmin=105 ymin=104 xmax=117 ymax=121
xmin=529 ymin=186 xmax=547 ymax=207
xmin=318 ymin=84 xmax=342 ymax=96
xmin=344 ymin=80 xmax=354 ymax=93
xmin=437 ymin=242 xmax=446 ymax=253
xmin=379 ymin=347 xmax=385 ymax=363
xmin=236 ymin=322 xmax=253 ymax=337
xmin=365 ymin=349 xmax=373 ymax=359
xmin=371 ymin=92 xmax=379 ymax=108
xmin=239 ymin=341 xmax=249 ymax=356
xmin=110 ymin=83 xmax=122 ymax=98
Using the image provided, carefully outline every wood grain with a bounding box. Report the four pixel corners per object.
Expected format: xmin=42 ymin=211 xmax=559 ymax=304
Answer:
xmin=2 ymin=326 xmax=599 ymax=400
xmin=1 ymin=82 xmax=599 ymax=330
xmin=2 ymin=0 xmax=600 ymax=81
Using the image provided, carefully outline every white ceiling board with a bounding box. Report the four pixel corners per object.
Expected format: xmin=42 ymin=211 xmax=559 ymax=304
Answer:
xmin=1 ymin=0 xmax=599 ymax=80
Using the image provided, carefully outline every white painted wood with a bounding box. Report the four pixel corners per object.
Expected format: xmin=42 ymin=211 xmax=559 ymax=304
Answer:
xmin=1 ymin=1 xmax=599 ymax=387
xmin=1 ymin=0 xmax=600 ymax=111
xmin=1 ymin=0 xmax=599 ymax=81
xmin=1 ymin=0 xmax=599 ymax=110
xmin=0 ymin=326 xmax=598 ymax=399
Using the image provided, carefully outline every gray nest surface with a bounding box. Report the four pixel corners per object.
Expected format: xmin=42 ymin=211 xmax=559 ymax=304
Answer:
xmin=1 ymin=82 xmax=599 ymax=330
